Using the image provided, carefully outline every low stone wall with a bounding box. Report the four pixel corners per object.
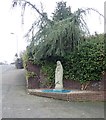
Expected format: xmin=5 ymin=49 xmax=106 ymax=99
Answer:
xmin=27 ymin=89 xmax=105 ymax=102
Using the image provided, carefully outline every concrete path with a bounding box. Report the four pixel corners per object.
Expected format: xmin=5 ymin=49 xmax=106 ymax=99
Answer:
xmin=2 ymin=65 xmax=104 ymax=118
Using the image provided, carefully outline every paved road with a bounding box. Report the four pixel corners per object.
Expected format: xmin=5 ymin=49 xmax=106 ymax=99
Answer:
xmin=0 ymin=64 xmax=15 ymax=119
xmin=1 ymin=65 xmax=104 ymax=118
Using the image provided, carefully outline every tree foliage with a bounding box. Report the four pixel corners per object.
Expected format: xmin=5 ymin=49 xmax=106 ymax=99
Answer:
xmin=12 ymin=0 xmax=93 ymax=59
xmin=52 ymin=1 xmax=72 ymax=21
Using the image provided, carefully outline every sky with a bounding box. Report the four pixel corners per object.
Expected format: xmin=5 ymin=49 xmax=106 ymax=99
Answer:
xmin=0 ymin=0 xmax=105 ymax=64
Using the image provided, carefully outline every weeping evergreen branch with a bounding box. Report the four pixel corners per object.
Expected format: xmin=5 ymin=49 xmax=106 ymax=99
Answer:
xmin=12 ymin=0 xmax=50 ymax=21
xmin=12 ymin=0 xmax=52 ymax=35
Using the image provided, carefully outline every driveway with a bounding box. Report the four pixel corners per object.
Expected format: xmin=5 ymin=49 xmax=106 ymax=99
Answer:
xmin=1 ymin=65 xmax=104 ymax=118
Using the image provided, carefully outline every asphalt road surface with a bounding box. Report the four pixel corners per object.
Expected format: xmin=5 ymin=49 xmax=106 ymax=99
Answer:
xmin=1 ymin=65 xmax=105 ymax=118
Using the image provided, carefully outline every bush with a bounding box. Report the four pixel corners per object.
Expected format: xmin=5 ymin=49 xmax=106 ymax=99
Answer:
xmin=26 ymin=71 xmax=37 ymax=80
xmin=64 ymin=35 xmax=105 ymax=90
xmin=41 ymin=61 xmax=56 ymax=88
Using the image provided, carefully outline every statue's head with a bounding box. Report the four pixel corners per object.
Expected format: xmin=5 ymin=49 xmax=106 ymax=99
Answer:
xmin=57 ymin=61 xmax=61 ymax=66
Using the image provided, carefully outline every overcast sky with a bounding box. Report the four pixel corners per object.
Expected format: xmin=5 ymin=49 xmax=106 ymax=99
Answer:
xmin=0 ymin=0 xmax=105 ymax=63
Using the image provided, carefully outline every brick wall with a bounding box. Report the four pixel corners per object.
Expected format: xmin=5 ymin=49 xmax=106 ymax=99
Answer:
xmin=28 ymin=89 xmax=105 ymax=102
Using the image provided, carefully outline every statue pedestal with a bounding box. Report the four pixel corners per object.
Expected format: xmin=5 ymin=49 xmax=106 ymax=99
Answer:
xmin=55 ymin=83 xmax=63 ymax=90
xmin=53 ymin=89 xmax=63 ymax=92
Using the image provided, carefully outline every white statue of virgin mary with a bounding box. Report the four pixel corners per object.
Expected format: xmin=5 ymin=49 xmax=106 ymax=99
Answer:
xmin=55 ymin=61 xmax=63 ymax=90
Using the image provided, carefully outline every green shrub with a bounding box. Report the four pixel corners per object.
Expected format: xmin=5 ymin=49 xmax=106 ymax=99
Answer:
xmin=26 ymin=71 xmax=37 ymax=80
xmin=41 ymin=61 xmax=56 ymax=88
xmin=64 ymin=35 xmax=105 ymax=90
